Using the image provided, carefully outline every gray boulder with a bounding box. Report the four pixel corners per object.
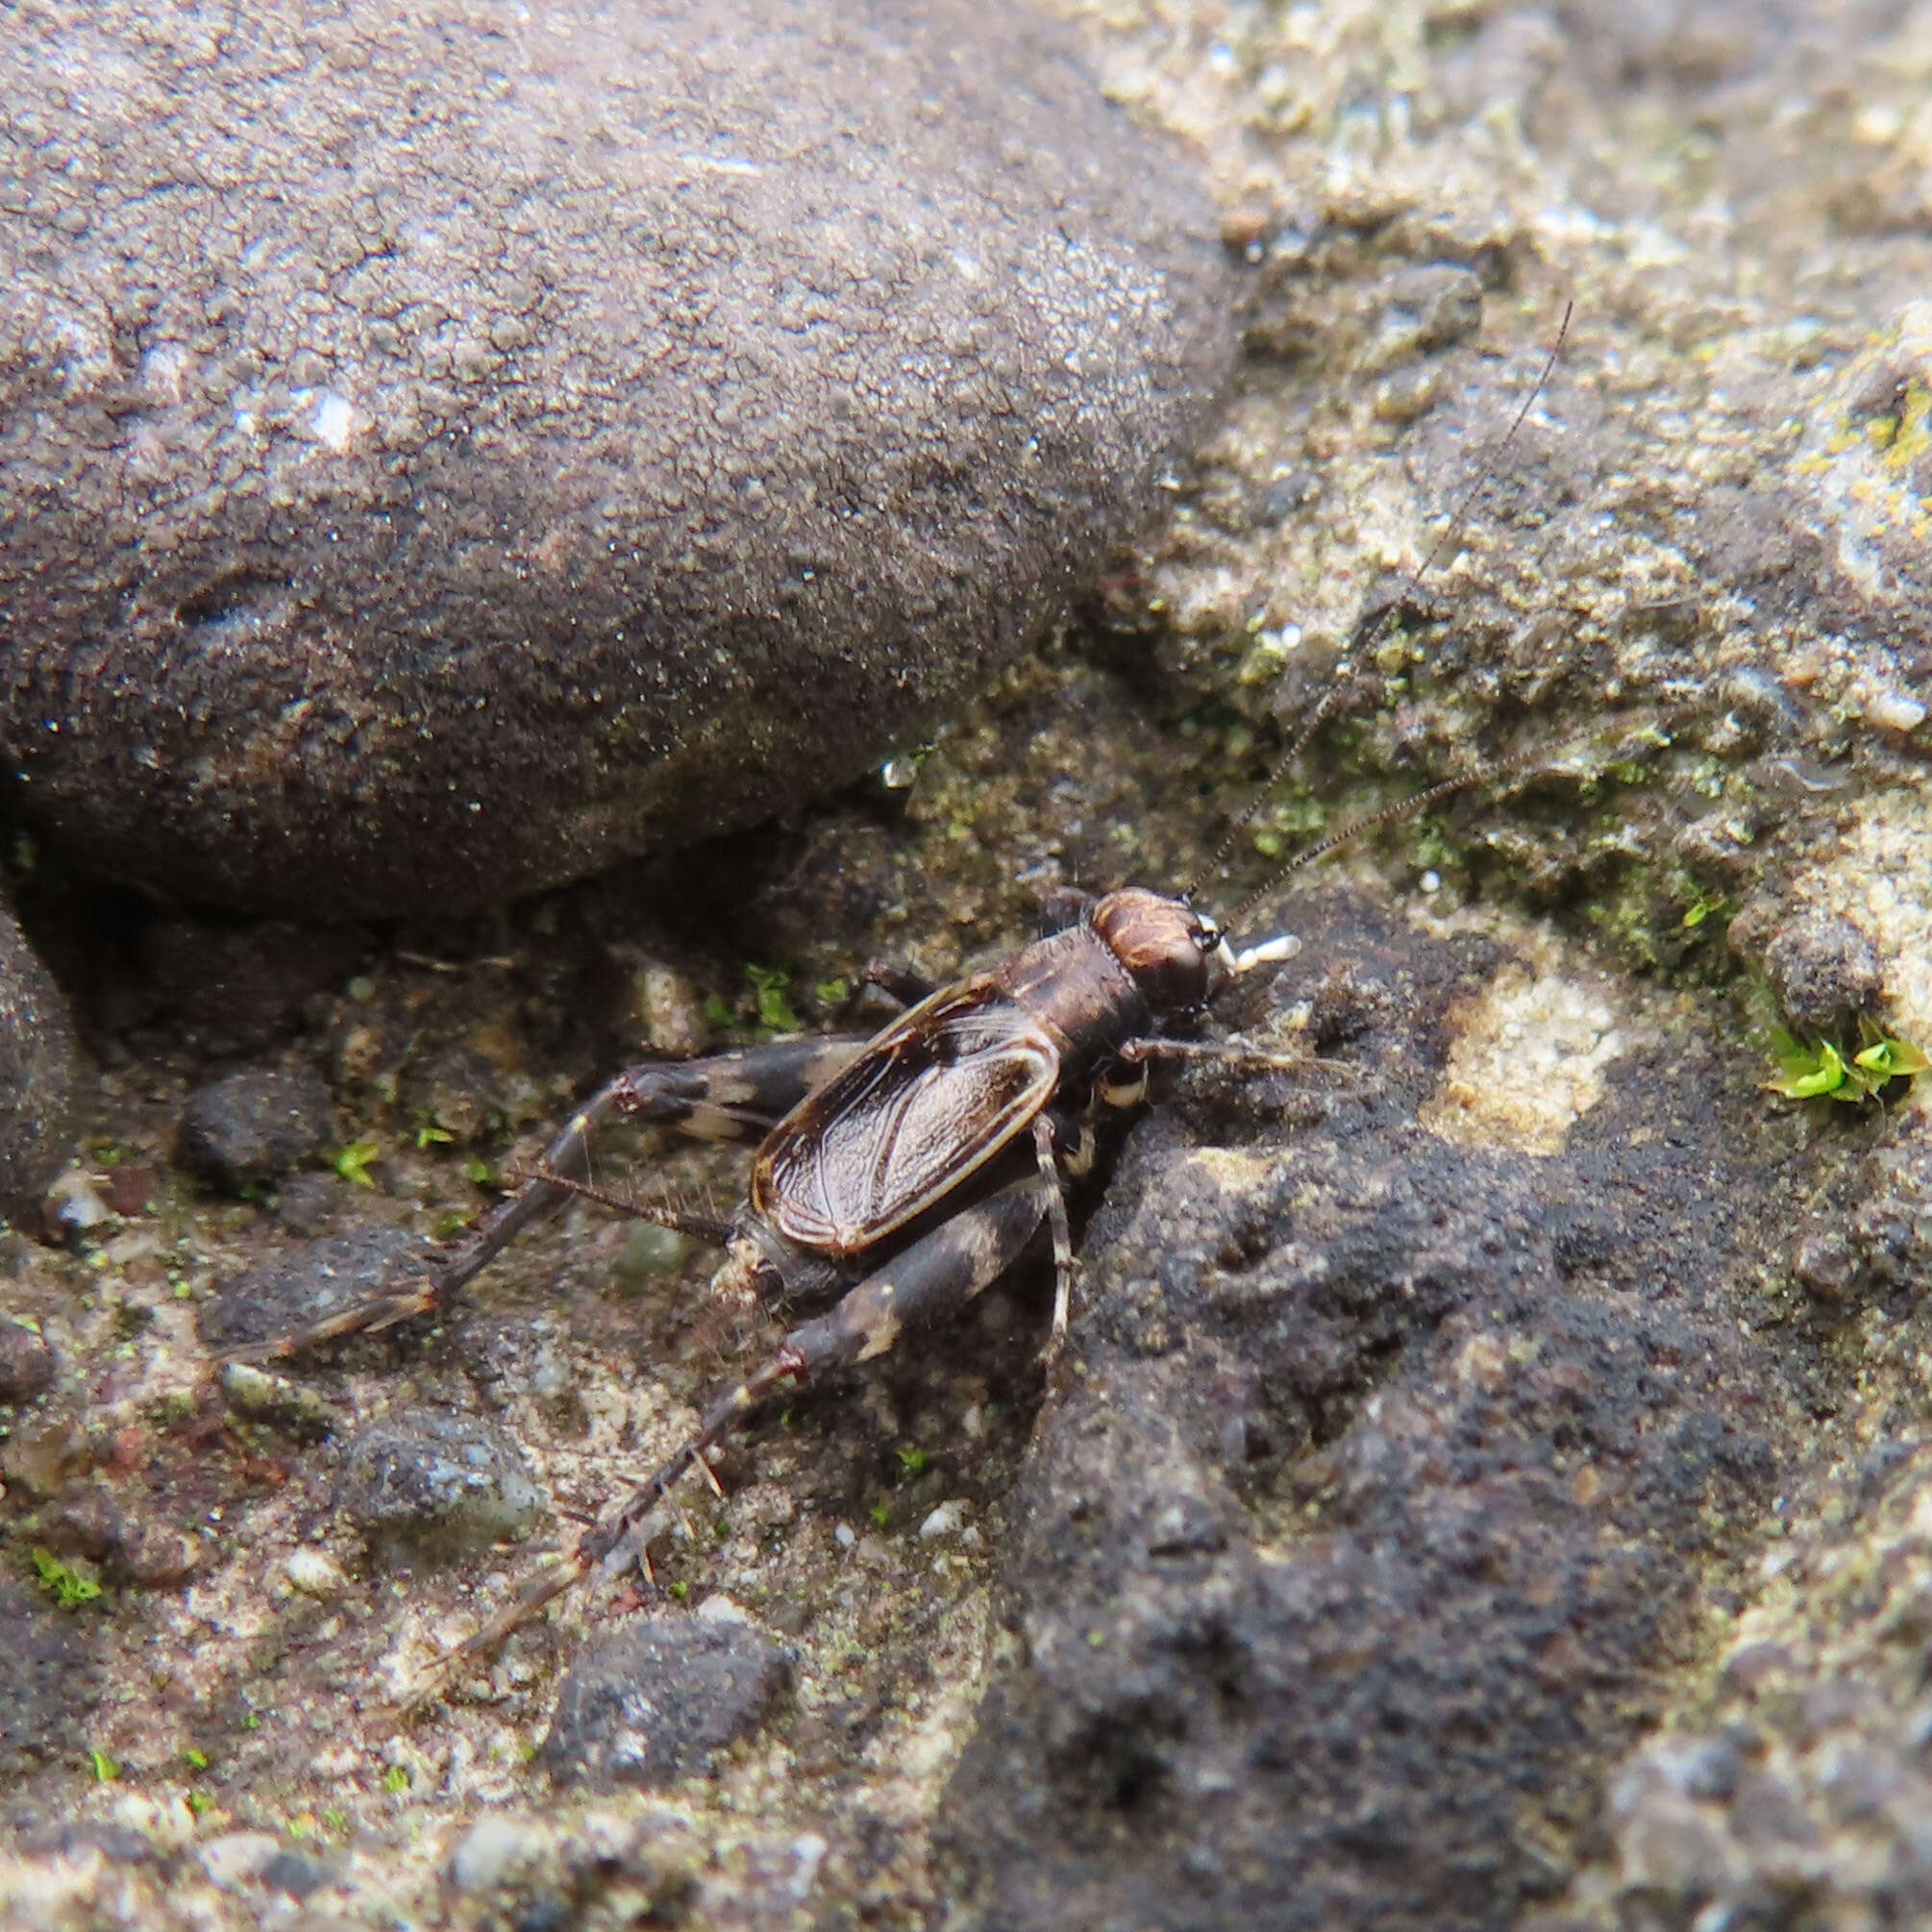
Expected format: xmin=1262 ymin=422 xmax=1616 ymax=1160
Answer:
xmin=0 ymin=0 xmax=1235 ymax=917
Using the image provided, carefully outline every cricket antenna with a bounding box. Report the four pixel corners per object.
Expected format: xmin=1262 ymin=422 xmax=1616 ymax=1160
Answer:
xmin=1183 ymin=299 xmax=1573 ymax=904
xmin=1227 ymin=746 xmax=1553 ymax=933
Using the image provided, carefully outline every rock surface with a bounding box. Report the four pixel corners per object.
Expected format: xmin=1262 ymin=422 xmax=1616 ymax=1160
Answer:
xmin=0 ymin=1573 xmax=98 ymax=1781
xmin=0 ymin=1317 xmax=55 ymax=1404
xmin=0 ymin=0 xmax=1235 ymax=917
xmin=939 ymin=894 xmax=1798 ymax=1930
xmin=174 ymin=1064 xmax=334 ymax=1194
xmin=0 ymin=896 xmax=77 ymax=1224
xmin=1539 ymin=1436 xmax=1932 ymax=1932
xmin=196 ymin=1225 xmax=433 ymax=1356
xmin=337 ymin=1405 xmax=543 ymax=1561
xmin=540 ymin=1614 xmax=794 ymax=1790
xmin=3 ymin=2 xmax=1932 ymax=1929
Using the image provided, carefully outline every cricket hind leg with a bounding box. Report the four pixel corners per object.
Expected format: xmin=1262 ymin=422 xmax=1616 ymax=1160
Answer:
xmin=1031 ymin=1116 xmax=1077 ymax=1363
xmin=850 ymin=962 xmax=937 ymax=1011
xmin=218 ymin=1035 xmax=873 ymax=1365
xmin=403 ymin=1170 xmax=1053 ymax=1706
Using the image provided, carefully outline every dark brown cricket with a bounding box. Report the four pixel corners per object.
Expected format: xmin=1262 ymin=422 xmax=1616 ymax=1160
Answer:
xmin=227 ymin=885 xmax=1240 ymax=1695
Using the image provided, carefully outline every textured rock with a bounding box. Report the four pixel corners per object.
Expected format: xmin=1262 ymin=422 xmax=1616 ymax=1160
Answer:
xmin=447 ymin=1814 xmax=552 ymax=1896
xmin=0 ymin=1573 xmax=98 ymax=1782
xmin=1536 ymin=1432 xmax=1932 ymax=1932
xmin=0 ymin=896 xmax=77 ymax=1224
xmin=0 ymin=1318 xmax=55 ymax=1404
xmin=12 ymin=1 xmax=1932 ymax=1926
xmin=337 ymin=1405 xmax=542 ymax=1561
xmin=197 ymin=1226 xmax=433 ymax=1356
xmin=0 ymin=0 xmax=1235 ymax=918
xmin=1728 ymin=901 xmax=1884 ymax=1038
xmin=1758 ymin=302 xmax=1932 ymax=686
xmin=39 ymin=1169 xmax=112 ymax=1246
xmin=175 ymin=1064 xmax=334 ymax=1194
xmin=540 ymin=1614 xmax=794 ymax=1790
xmin=40 ymin=1483 xmax=200 ymax=1588
xmin=196 ymin=1832 xmax=283 ymax=1893
xmin=114 ymin=913 xmax=367 ymax=1056
xmin=442 ymin=1810 xmax=697 ymax=1927
xmin=939 ymin=895 xmax=1801 ymax=1932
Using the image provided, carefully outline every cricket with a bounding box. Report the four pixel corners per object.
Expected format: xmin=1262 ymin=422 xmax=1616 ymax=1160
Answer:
xmin=223 ymin=308 xmax=1577 ymax=1711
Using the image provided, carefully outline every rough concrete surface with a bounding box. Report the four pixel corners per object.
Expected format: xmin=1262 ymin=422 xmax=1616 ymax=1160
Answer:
xmin=2 ymin=2 xmax=1932 ymax=1930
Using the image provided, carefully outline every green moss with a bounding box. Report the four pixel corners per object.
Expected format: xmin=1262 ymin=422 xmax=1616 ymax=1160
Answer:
xmin=29 ymin=1546 xmax=102 ymax=1610
xmin=1765 ymin=1018 xmax=1929 ymax=1105
xmin=331 ymin=1140 xmax=383 ymax=1188
xmin=744 ymin=963 xmax=803 ymax=1034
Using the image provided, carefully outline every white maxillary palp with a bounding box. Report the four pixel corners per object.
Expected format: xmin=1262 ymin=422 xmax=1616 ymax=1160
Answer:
xmin=1221 ymin=933 xmax=1301 ymax=976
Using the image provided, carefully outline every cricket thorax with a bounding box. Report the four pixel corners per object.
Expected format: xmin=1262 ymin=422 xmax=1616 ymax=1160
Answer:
xmin=995 ymin=922 xmax=1149 ymax=1062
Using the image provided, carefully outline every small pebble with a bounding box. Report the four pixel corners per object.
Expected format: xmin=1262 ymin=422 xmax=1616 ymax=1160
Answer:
xmin=175 ymin=1065 xmax=334 ymax=1194
xmin=0 ymin=1319 xmax=55 ymax=1404
xmin=198 ymin=1830 xmax=283 ymax=1891
xmin=612 ymin=1224 xmax=688 ymax=1287
xmin=1794 ymin=1228 xmax=1859 ymax=1300
xmin=268 ymin=1171 xmax=339 ymax=1237
xmin=198 ymin=1227 xmax=435 ymax=1356
xmin=219 ymin=1361 xmax=339 ymax=1439
xmin=1373 ymin=365 xmax=1442 ymax=424
xmin=43 ymin=1486 xmax=122 ymax=1561
xmin=260 ymin=1848 xmax=330 ymax=1899
xmin=447 ymin=1814 xmax=550 ymax=1894
xmin=1762 ymin=908 xmax=1883 ymax=1035
xmin=42 ymin=1170 xmax=113 ymax=1245
xmin=919 ymin=1499 xmax=970 ymax=1540
xmin=632 ymin=961 xmax=708 ymax=1059
xmin=338 ymin=1406 xmax=543 ymax=1562
xmin=120 ymin=1523 xmax=199 ymax=1587
xmin=395 ymin=1047 xmax=505 ymax=1147
xmin=540 ymin=1615 xmax=793 ymax=1790
xmin=1861 ymin=684 xmax=1928 ymax=733
xmin=103 ymin=1165 xmax=157 ymax=1217
xmin=283 ymin=1548 xmax=347 ymax=1598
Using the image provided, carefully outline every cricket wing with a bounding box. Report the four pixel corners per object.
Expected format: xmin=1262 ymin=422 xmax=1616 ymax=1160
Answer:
xmin=753 ymin=980 xmax=1058 ymax=1255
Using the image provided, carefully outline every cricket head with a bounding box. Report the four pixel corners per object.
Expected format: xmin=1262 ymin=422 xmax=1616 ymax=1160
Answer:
xmin=1091 ymin=888 xmax=1224 ymax=1014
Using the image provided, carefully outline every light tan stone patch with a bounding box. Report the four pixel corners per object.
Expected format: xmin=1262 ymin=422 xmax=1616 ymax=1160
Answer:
xmin=1419 ymin=960 xmax=1629 ymax=1156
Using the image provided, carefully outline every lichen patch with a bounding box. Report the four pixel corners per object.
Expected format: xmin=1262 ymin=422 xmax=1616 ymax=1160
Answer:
xmin=1419 ymin=963 xmax=1629 ymax=1156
